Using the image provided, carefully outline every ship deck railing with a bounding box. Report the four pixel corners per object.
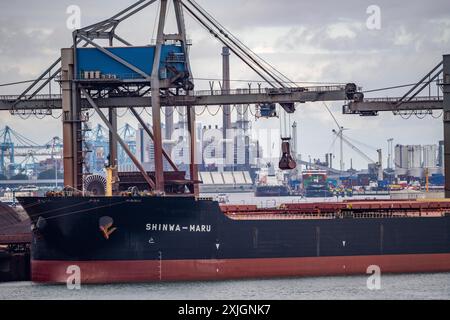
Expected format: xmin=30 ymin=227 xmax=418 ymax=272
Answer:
xmin=224 ymin=210 xmax=447 ymax=221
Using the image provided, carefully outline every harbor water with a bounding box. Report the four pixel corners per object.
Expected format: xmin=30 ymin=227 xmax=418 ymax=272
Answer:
xmin=1 ymin=273 xmax=449 ymax=300
xmin=1 ymin=192 xmax=448 ymax=300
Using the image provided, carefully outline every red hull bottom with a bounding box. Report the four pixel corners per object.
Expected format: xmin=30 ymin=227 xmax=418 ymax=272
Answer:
xmin=32 ymin=253 xmax=450 ymax=284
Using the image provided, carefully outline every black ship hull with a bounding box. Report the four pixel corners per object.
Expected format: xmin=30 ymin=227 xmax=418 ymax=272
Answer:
xmin=18 ymin=196 xmax=450 ymax=283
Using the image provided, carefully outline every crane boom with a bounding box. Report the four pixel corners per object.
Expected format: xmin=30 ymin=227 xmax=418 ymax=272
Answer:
xmin=333 ymin=130 xmax=376 ymax=164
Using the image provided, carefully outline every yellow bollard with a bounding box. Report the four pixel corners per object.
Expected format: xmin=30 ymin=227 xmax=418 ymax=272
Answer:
xmin=105 ymin=166 xmax=116 ymax=197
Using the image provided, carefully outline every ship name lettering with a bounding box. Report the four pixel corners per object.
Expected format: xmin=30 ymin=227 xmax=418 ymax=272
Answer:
xmin=146 ymin=223 xmax=210 ymax=233
xmin=189 ymin=224 xmax=211 ymax=232
xmin=146 ymin=224 xmax=181 ymax=232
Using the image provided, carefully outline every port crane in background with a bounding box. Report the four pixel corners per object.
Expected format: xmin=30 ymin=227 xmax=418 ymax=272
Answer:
xmin=323 ymin=102 xmax=351 ymax=173
xmin=0 ymin=126 xmax=63 ymax=176
xmin=83 ymin=123 xmax=137 ymax=175
xmin=0 ymin=123 xmax=136 ymax=177
xmin=0 ymin=0 xmax=361 ymax=196
xmin=0 ymin=123 xmax=136 ymax=179
xmin=345 ymin=56 xmax=450 ymax=196
xmin=324 ymin=100 xmax=383 ymax=180
xmin=331 ymin=130 xmax=383 ymax=181
xmin=117 ymin=124 xmax=137 ymax=168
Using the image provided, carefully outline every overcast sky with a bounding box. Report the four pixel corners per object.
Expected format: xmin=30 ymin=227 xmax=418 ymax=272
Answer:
xmin=0 ymin=0 xmax=449 ymax=169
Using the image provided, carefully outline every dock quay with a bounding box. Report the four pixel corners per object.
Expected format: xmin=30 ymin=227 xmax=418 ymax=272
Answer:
xmin=0 ymin=202 xmax=31 ymax=282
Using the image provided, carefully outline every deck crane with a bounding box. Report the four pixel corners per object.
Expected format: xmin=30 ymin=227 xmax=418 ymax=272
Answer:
xmin=0 ymin=0 xmax=362 ymax=195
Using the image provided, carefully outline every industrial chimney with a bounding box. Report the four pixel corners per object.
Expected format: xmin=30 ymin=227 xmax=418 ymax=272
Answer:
xmin=222 ymin=47 xmax=231 ymax=166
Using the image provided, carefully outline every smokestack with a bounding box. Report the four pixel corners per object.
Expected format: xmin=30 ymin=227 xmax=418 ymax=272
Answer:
xmin=291 ymin=121 xmax=298 ymax=158
xmin=222 ymin=47 xmax=231 ymax=165
xmin=377 ymin=149 xmax=383 ymax=181
xmin=165 ymin=107 xmax=174 ymax=141
xmin=222 ymin=47 xmax=231 ymax=125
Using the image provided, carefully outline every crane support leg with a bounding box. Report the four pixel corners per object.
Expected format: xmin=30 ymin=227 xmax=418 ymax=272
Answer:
xmin=108 ymin=108 xmax=119 ymax=194
xmin=61 ymin=48 xmax=82 ymax=190
xmin=187 ymin=106 xmax=199 ymax=196
xmin=150 ymin=0 xmax=168 ymax=194
xmin=443 ymin=55 xmax=450 ymax=198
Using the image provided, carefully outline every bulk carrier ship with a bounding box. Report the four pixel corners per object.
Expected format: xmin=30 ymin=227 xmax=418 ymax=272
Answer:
xmin=18 ymin=195 xmax=450 ymax=283
xmin=9 ymin=0 xmax=450 ymax=283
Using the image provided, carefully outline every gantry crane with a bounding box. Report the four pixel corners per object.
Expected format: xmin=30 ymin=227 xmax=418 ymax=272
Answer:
xmin=0 ymin=126 xmax=63 ymax=175
xmin=0 ymin=0 xmax=361 ymax=196
xmin=343 ymin=56 xmax=449 ymax=196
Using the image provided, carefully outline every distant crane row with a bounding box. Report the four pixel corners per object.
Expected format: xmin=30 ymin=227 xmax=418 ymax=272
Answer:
xmin=0 ymin=124 xmax=137 ymax=177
